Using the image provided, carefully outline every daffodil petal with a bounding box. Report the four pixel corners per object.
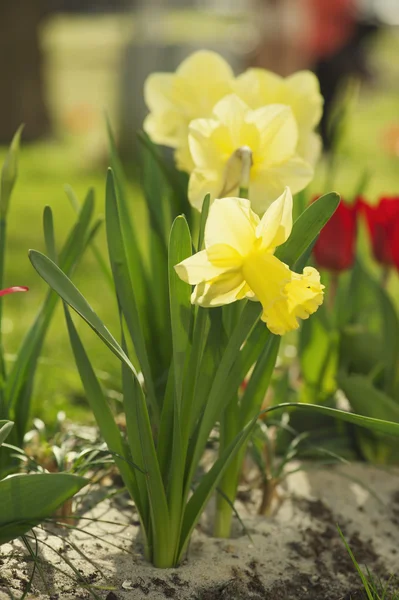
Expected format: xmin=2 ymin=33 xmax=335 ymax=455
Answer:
xmin=188 ymin=168 xmax=224 ymax=212
xmin=212 ymin=95 xmax=248 ymax=141
xmin=205 ymin=197 xmax=259 ymax=255
xmin=177 ymin=50 xmax=233 ymax=82
xmin=189 ymin=118 xmax=228 ymax=169
xmin=233 ymin=69 xmax=282 ymax=109
xmin=248 ymin=104 xmax=298 ymax=164
xmin=144 ymin=73 xmax=175 ymax=113
xmin=285 ymin=71 xmax=323 ymax=131
xmin=256 ymin=187 xmax=293 ymax=250
xmin=297 ymin=131 xmax=322 ymax=167
xmin=174 ymin=250 xmax=226 ymax=285
xmin=175 ymin=142 xmax=195 ymax=172
xmin=267 ymin=156 xmax=314 ymax=195
xmin=143 ymin=112 xmax=181 ymax=148
xmin=191 ymin=271 xmax=246 ymax=307
xmin=206 ymin=244 xmax=243 ymax=269
xmin=262 ymin=266 xmax=324 ymax=335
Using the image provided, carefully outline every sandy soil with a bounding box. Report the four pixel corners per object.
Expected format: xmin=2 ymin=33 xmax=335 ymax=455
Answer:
xmin=1 ymin=463 xmax=398 ymax=600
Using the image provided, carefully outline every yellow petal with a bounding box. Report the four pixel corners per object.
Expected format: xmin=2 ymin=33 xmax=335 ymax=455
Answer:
xmin=191 ymin=271 xmax=246 ymax=307
xmin=249 ymin=104 xmax=298 ymax=164
xmin=175 ymin=142 xmax=195 ymax=172
xmin=188 ymin=168 xmax=224 ymax=212
xmin=188 ymin=118 xmax=229 ymax=170
xmin=256 ymin=187 xmax=293 ymax=250
xmin=262 ymin=266 xmax=324 ymax=335
xmin=297 ymin=131 xmax=322 ymax=167
xmin=206 ymin=244 xmax=243 ymax=269
xmin=177 ymin=50 xmax=234 ymax=83
xmin=175 ymin=250 xmax=226 ymax=285
xmin=205 ymin=197 xmax=259 ymax=256
xmin=266 ymin=156 xmax=314 ymax=195
xmin=249 ymin=156 xmax=313 ymax=213
xmin=144 ymin=73 xmax=175 ymax=113
xmin=212 ymin=94 xmax=248 ymax=141
xmin=285 ymin=71 xmax=323 ymax=131
xmin=242 ymin=251 xmax=291 ymax=312
xmin=233 ymin=69 xmax=282 ymax=109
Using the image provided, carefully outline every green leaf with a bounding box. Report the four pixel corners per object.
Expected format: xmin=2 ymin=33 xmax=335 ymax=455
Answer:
xmin=275 ymin=192 xmax=340 ymax=267
xmin=168 ymin=215 xmax=192 ymax=407
xmin=0 ymin=473 xmax=87 ymax=545
xmin=338 ymin=374 xmax=399 ymax=423
xmin=120 ymin=355 xmax=171 ymax=568
xmin=64 ymin=307 xmax=141 ymax=505
xmin=28 ymin=250 xmax=136 ymax=376
xmin=106 ymin=119 xmax=147 ymax=319
xmin=5 ymin=191 xmax=95 ymax=445
xmin=137 ymin=130 xmax=190 ymax=219
xmin=105 ymin=169 xmax=158 ymax=416
xmin=43 ymin=206 xmax=57 ymax=263
xmin=64 ymin=184 xmax=113 ymax=289
xmin=0 ymin=125 xmax=23 ymax=218
xmin=262 ymin=401 xmax=399 ymax=437
xmin=0 ymin=421 xmax=13 ymax=446
xmin=197 ymin=194 xmax=210 ymax=251
xmin=178 ymin=415 xmax=257 ymax=563
xmin=240 ymin=335 xmax=280 ymax=423
xmin=185 ymin=302 xmax=261 ymax=497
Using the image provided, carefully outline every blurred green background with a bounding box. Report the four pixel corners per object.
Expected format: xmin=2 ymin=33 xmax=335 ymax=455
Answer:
xmin=1 ymin=8 xmax=398 ymax=426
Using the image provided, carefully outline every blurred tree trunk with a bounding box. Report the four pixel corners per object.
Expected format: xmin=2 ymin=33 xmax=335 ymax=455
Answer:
xmin=0 ymin=1 xmax=51 ymax=143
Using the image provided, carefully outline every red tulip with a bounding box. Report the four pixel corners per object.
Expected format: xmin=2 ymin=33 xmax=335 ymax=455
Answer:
xmin=313 ymin=199 xmax=357 ymax=272
xmin=359 ymin=197 xmax=399 ymax=268
xmin=0 ymin=286 xmax=28 ymax=296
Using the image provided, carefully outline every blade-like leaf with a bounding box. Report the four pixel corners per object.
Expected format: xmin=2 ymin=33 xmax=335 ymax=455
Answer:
xmin=0 ymin=125 xmax=24 ymax=218
xmin=0 ymin=420 xmax=13 ymax=446
xmin=338 ymin=374 xmax=399 ymax=423
xmin=0 ymin=473 xmax=86 ymax=545
xmin=28 ymin=250 xmax=136 ymax=376
xmin=43 ymin=206 xmax=57 ymax=263
xmin=105 ymin=169 xmax=158 ymax=414
xmin=275 ymin=192 xmax=340 ymax=266
xmin=64 ymin=307 xmax=141 ymax=505
xmin=262 ymin=402 xmax=399 ymax=437
xmin=168 ymin=215 xmax=192 ymax=407
xmin=178 ymin=415 xmax=257 ymax=563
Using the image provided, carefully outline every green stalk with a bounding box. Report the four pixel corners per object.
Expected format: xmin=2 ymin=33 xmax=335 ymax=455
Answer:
xmin=213 ymin=403 xmax=242 ymax=538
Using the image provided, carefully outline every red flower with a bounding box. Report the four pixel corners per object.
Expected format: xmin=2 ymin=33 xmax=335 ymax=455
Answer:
xmin=313 ymin=199 xmax=357 ymax=272
xmin=0 ymin=286 xmax=28 ymax=296
xmin=359 ymin=197 xmax=399 ymax=268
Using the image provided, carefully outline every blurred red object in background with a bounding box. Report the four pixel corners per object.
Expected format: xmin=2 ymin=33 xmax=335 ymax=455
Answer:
xmin=313 ymin=198 xmax=358 ymax=272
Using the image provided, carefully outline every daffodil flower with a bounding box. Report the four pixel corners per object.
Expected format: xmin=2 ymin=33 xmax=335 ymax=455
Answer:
xmin=143 ymin=50 xmax=234 ymax=172
xmin=233 ymin=69 xmax=323 ymax=165
xmin=175 ymin=188 xmax=324 ymax=335
xmin=188 ymin=94 xmax=314 ymax=214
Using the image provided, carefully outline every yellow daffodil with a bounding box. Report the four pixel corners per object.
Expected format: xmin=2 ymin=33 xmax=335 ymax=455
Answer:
xmin=175 ymin=188 xmax=324 ymax=336
xmin=188 ymin=94 xmax=314 ymax=214
xmin=233 ymin=69 xmax=323 ymax=165
xmin=143 ymin=50 xmax=234 ymax=172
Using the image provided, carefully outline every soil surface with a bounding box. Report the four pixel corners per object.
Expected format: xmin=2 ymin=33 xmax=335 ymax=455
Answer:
xmin=1 ymin=463 xmax=398 ymax=600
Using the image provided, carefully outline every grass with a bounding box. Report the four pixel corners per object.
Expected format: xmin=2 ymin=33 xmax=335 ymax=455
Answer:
xmin=1 ymin=20 xmax=398 ymax=428
xmin=338 ymin=526 xmax=399 ymax=600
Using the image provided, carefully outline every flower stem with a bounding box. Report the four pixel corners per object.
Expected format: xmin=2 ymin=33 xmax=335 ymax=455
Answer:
xmin=237 ymin=146 xmax=252 ymax=199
